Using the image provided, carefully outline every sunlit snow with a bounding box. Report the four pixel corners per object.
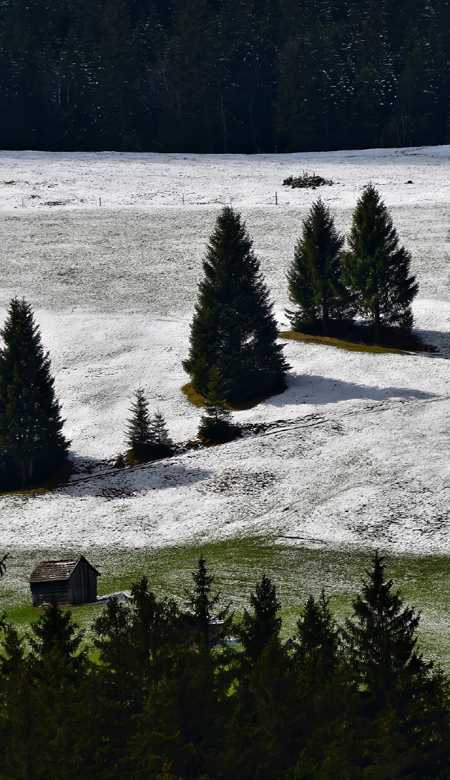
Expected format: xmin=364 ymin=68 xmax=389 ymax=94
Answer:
xmin=0 ymin=146 xmax=449 ymax=554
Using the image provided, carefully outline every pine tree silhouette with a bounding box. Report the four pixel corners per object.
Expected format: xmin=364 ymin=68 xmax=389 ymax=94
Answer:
xmin=0 ymin=298 xmax=69 ymax=489
xmin=197 ymin=366 xmax=240 ymax=444
xmin=126 ymin=388 xmax=153 ymax=462
xmin=183 ymin=207 xmax=288 ymax=405
xmin=343 ymin=185 xmax=418 ymax=341
xmin=287 ymin=199 xmax=350 ymax=335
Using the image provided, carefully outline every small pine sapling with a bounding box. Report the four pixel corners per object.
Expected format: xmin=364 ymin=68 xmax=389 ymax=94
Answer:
xmin=197 ymin=368 xmax=241 ymax=445
xmin=126 ymin=393 xmax=174 ymax=463
xmin=149 ymin=410 xmax=174 ymax=459
xmin=125 ymin=389 xmax=153 ymax=463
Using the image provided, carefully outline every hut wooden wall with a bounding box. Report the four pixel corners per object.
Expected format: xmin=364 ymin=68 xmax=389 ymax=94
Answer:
xmin=68 ymin=559 xmax=98 ymax=605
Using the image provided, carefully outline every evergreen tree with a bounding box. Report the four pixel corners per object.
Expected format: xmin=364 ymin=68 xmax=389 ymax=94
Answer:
xmin=126 ymin=388 xmax=153 ymax=462
xmin=345 ymin=551 xmax=425 ymax=702
xmin=0 ymin=298 xmax=69 ymax=489
xmin=345 ymin=552 xmax=450 ymax=776
xmin=0 ymin=553 xmax=8 ymax=578
xmin=129 ymin=576 xmax=179 ymax=688
xmin=342 ymin=185 xmax=419 ymax=341
xmin=197 ymin=366 xmax=241 ymax=445
xmin=149 ymin=410 xmax=174 ymax=452
xmin=27 ymin=601 xmax=91 ymax=779
xmin=126 ymin=391 xmax=174 ymax=463
xmin=287 ymin=199 xmax=349 ymax=335
xmin=294 ymin=589 xmax=340 ymax=675
xmin=240 ymin=574 xmax=282 ymax=664
xmin=184 ymin=555 xmax=231 ymax=648
xmin=183 ymin=207 xmax=288 ymax=405
xmin=0 ymin=624 xmax=39 ymax=779
xmin=93 ymin=596 xmax=136 ymax=770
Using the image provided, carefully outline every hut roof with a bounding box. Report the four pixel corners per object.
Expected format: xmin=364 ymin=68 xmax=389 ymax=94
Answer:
xmin=29 ymin=556 xmax=101 ymax=583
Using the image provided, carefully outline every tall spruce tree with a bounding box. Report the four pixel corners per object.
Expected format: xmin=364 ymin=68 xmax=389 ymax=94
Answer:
xmin=342 ymin=185 xmax=418 ymax=341
xmin=287 ymin=199 xmax=349 ymax=335
xmin=294 ymin=589 xmax=340 ymax=674
xmin=345 ymin=551 xmax=425 ymax=702
xmin=0 ymin=298 xmax=69 ymax=489
xmin=184 ymin=555 xmax=231 ymax=649
xmin=240 ymin=574 xmax=282 ymax=664
xmin=183 ymin=207 xmax=288 ymax=405
xmin=345 ymin=552 xmax=450 ymax=776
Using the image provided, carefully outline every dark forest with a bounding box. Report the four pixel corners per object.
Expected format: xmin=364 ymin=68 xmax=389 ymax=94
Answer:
xmin=1 ymin=0 xmax=449 ymax=154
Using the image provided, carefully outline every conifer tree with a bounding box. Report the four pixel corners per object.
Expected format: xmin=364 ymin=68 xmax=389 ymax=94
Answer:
xmin=197 ymin=366 xmax=240 ymax=445
xmin=126 ymin=388 xmax=152 ymax=462
xmin=184 ymin=555 xmax=231 ymax=647
xmin=126 ymin=392 xmax=174 ymax=463
xmin=345 ymin=552 xmax=450 ymax=775
xmin=0 ymin=298 xmax=69 ymax=489
xmin=240 ymin=574 xmax=282 ymax=664
xmin=149 ymin=410 xmax=174 ymax=451
xmin=345 ymin=551 xmax=425 ymax=702
xmin=342 ymin=185 xmax=418 ymax=341
xmin=0 ymin=553 xmax=8 ymax=578
xmin=183 ymin=207 xmax=288 ymax=405
xmin=287 ymin=199 xmax=349 ymax=335
xmin=294 ymin=589 xmax=340 ymax=674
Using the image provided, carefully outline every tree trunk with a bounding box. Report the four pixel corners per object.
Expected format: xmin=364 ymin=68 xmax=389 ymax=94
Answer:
xmin=322 ymin=299 xmax=328 ymax=336
xmin=374 ymin=298 xmax=381 ymax=344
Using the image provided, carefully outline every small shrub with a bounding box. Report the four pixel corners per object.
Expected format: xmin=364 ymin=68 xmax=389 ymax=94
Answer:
xmin=114 ymin=453 xmax=126 ymax=469
xmin=198 ymin=409 xmax=241 ymax=446
xmin=283 ymin=172 xmax=333 ymax=189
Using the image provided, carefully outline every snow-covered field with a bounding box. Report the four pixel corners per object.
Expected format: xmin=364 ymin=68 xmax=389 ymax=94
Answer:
xmin=0 ymin=146 xmax=449 ymax=557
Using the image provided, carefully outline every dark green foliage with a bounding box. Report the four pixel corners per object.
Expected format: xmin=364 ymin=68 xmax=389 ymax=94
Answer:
xmin=29 ymin=599 xmax=85 ymax=664
xmin=126 ymin=388 xmax=153 ymax=461
xmin=184 ymin=555 xmax=231 ymax=648
xmin=198 ymin=408 xmax=241 ymax=445
xmin=342 ymin=185 xmax=419 ymax=341
xmin=240 ymin=574 xmax=282 ymax=664
xmin=197 ymin=368 xmax=241 ymax=445
xmin=345 ymin=552 xmax=450 ymax=776
xmin=126 ymin=389 xmax=173 ymax=463
xmin=293 ymin=589 xmax=340 ymax=674
xmin=0 ymin=557 xmax=449 ymax=778
xmin=0 ymin=298 xmax=70 ymax=490
xmin=184 ymin=207 xmax=288 ymax=405
xmin=1 ymin=0 xmax=450 ymax=152
xmin=287 ymin=199 xmax=350 ymax=335
xmin=345 ymin=551 xmax=426 ymax=701
xmin=149 ymin=410 xmax=174 ymax=451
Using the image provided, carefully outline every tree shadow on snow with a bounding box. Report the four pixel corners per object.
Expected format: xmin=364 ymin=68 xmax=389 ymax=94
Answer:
xmin=270 ymin=373 xmax=438 ymax=408
xmin=56 ymin=460 xmax=212 ymax=499
xmin=412 ymin=327 xmax=450 ymax=357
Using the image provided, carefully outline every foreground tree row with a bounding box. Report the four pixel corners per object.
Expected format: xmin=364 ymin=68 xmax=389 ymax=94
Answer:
xmin=0 ymin=553 xmax=449 ymax=779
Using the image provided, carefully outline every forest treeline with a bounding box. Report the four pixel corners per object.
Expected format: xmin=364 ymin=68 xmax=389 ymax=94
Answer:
xmin=0 ymin=553 xmax=449 ymax=779
xmin=1 ymin=0 xmax=450 ymax=153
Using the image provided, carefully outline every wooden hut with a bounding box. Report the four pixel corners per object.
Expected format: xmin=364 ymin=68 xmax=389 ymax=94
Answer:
xmin=29 ymin=556 xmax=101 ymax=607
